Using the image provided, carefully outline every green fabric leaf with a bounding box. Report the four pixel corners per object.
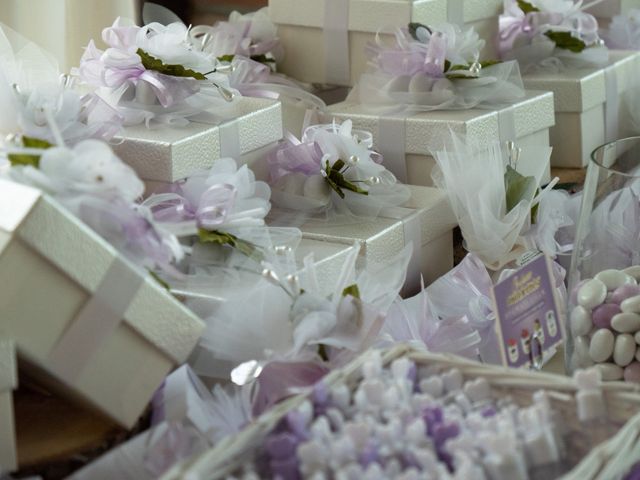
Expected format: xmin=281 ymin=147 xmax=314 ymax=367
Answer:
xmin=544 ymin=31 xmax=587 ymax=53
xmin=217 ymin=54 xmax=235 ymax=63
xmin=317 ymin=344 xmax=329 ymax=361
xmin=7 ymin=136 xmax=53 ymax=168
xmin=148 ymin=270 xmax=171 ymax=291
xmin=250 ymin=54 xmax=276 ymax=66
xmin=342 ymin=284 xmax=361 ymax=299
xmin=408 ymin=22 xmax=431 ymax=41
xmin=138 ymin=48 xmax=207 ymax=80
xmin=504 ymin=165 xmax=537 ymax=213
xmin=323 ymin=159 xmax=369 ymax=199
xmin=198 ymin=228 xmax=263 ymax=261
xmin=517 ymin=0 xmax=540 ymax=13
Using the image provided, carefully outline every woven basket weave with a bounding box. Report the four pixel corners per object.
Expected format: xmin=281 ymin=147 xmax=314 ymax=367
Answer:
xmin=162 ymin=345 xmax=640 ymax=480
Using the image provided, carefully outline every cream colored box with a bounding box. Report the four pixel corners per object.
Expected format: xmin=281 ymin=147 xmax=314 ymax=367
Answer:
xmin=0 ymin=340 xmax=16 ymax=473
xmin=301 ymin=185 xmax=457 ymax=296
xmin=112 ymin=97 xmax=283 ymax=183
xmin=522 ymin=51 xmax=640 ymax=168
xmin=329 ymin=91 xmax=555 ymax=186
xmin=0 ymin=179 xmax=205 ymax=428
xmin=270 ymin=0 xmax=502 ymax=87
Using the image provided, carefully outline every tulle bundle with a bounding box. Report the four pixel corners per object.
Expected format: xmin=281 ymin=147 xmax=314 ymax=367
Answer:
xmin=433 ymin=134 xmax=552 ymax=269
xmin=75 ymin=17 xmax=239 ymax=127
xmin=347 ymin=23 xmax=525 ymax=113
xmin=267 ymin=120 xmax=411 ymax=220
xmin=499 ymin=0 xmax=609 ymax=73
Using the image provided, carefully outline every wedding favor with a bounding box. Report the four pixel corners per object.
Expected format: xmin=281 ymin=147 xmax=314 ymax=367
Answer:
xmin=112 ymin=97 xmax=283 ymax=184
xmin=0 ymin=179 xmax=205 ymax=427
xmin=329 ymin=91 xmax=555 ymax=186
xmin=0 ymin=340 xmax=16 ymax=473
xmin=269 ymin=0 xmax=502 ymax=86
xmin=522 ymin=51 xmax=640 ymax=168
xmin=301 ymin=185 xmax=457 ymax=294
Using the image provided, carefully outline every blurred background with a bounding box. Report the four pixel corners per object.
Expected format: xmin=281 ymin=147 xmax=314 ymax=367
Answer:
xmin=151 ymin=0 xmax=268 ymax=24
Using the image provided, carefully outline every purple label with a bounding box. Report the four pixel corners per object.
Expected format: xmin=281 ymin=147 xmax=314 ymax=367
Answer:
xmin=492 ymin=255 xmax=563 ymax=368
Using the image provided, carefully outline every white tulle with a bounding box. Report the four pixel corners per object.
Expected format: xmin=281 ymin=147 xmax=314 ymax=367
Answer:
xmin=190 ymin=243 xmax=411 ymax=380
xmin=432 ymin=133 xmax=552 ymax=269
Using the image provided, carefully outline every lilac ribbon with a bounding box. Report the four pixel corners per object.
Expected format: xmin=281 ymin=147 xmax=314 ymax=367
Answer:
xmin=150 ymin=184 xmax=238 ymax=229
xmin=268 ymin=135 xmax=324 ymax=182
xmin=424 ymin=31 xmax=449 ymax=77
xmin=47 ymin=255 xmax=144 ymax=383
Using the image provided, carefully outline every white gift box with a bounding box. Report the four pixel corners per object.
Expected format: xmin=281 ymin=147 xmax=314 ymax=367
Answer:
xmin=0 ymin=340 xmax=17 ymax=473
xmin=522 ymin=51 xmax=640 ymax=168
xmin=328 ymin=90 xmax=555 ymax=186
xmin=112 ymin=97 xmax=283 ymax=184
xmin=0 ymin=179 xmax=205 ymax=428
xmin=269 ymin=0 xmax=502 ymax=87
xmin=301 ymin=185 xmax=457 ymax=295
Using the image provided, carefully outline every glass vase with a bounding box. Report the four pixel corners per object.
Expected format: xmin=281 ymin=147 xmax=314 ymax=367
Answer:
xmin=567 ymin=137 xmax=640 ymax=382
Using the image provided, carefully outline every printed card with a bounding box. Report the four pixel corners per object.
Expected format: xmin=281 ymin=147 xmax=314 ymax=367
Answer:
xmin=492 ymin=255 xmax=563 ymax=368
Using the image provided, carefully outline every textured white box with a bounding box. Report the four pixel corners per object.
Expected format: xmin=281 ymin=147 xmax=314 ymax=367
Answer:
xmin=301 ymin=185 xmax=457 ymax=295
xmin=0 ymin=340 xmax=16 ymax=473
xmin=0 ymin=179 xmax=205 ymax=428
xmin=522 ymin=50 xmax=640 ymax=168
xmin=270 ymin=0 xmax=502 ymax=86
xmin=112 ymin=97 xmax=283 ymax=183
xmin=329 ymin=91 xmax=555 ymax=186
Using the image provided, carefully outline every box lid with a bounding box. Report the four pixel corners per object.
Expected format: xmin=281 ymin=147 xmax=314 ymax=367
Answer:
xmin=0 ymin=179 xmax=205 ymax=365
xmin=301 ymin=185 xmax=456 ymax=256
xmin=328 ymin=90 xmax=555 ymax=155
xmin=522 ymin=50 xmax=640 ymax=113
xmin=269 ymin=0 xmax=501 ymax=31
xmin=112 ymin=97 xmax=283 ymax=182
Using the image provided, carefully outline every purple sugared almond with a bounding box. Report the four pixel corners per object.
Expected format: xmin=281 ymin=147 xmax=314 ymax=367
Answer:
xmin=611 ymin=285 xmax=640 ymax=305
xmin=592 ymin=304 xmax=622 ymax=329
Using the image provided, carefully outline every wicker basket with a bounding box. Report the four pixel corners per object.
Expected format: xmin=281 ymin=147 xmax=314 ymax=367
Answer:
xmin=161 ymin=345 xmax=640 ymax=480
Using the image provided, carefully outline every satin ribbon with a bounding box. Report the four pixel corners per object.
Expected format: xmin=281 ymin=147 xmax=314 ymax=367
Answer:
xmin=498 ymin=106 xmax=517 ymax=144
xmin=146 ymin=184 xmax=239 ymax=232
xmin=324 ymin=0 xmax=350 ymax=85
xmin=47 ymin=255 xmax=144 ymax=383
xmin=377 ymin=114 xmax=408 ymax=183
xmin=0 ymin=340 xmax=16 ymax=392
xmin=0 ymin=339 xmax=17 ymax=473
xmin=380 ymin=206 xmax=424 ymax=296
xmin=447 ymin=0 xmax=465 ymax=26
xmin=604 ymin=65 xmax=620 ymax=143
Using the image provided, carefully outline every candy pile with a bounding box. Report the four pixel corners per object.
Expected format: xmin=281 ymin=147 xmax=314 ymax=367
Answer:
xmin=570 ymin=267 xmax=640 ymax=382
xmin=228 ymin=352 xmax=573 ymax=480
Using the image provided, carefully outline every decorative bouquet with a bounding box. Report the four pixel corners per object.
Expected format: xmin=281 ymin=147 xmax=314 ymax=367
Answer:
xmin=499 ymin=0 xmax=609 ymax=72
xmin=603 ymin=9 xmax=640 ymax=49
xmin=432 ymin=135 xmax=553 ymax=270
xmin=347 ymin=22 xmax=525 ymax=112
xmin=267 ymin=120 xmax=410 ymax=219
xmin=0 ymin=25 xmax=180 ymax=273
xmin=142 ymin=157 xmax=301 ymax=274
xmin=76 ymin=17 xmax=239 ymax=126
xmin=141 ymin=3 xmax=325 ymax=132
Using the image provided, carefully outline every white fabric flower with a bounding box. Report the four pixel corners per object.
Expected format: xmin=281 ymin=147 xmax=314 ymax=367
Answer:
xmin=137 ymin=22 xmax=217 ymax=73
xmin=9 ymin=139 xmax=143 ymax=204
